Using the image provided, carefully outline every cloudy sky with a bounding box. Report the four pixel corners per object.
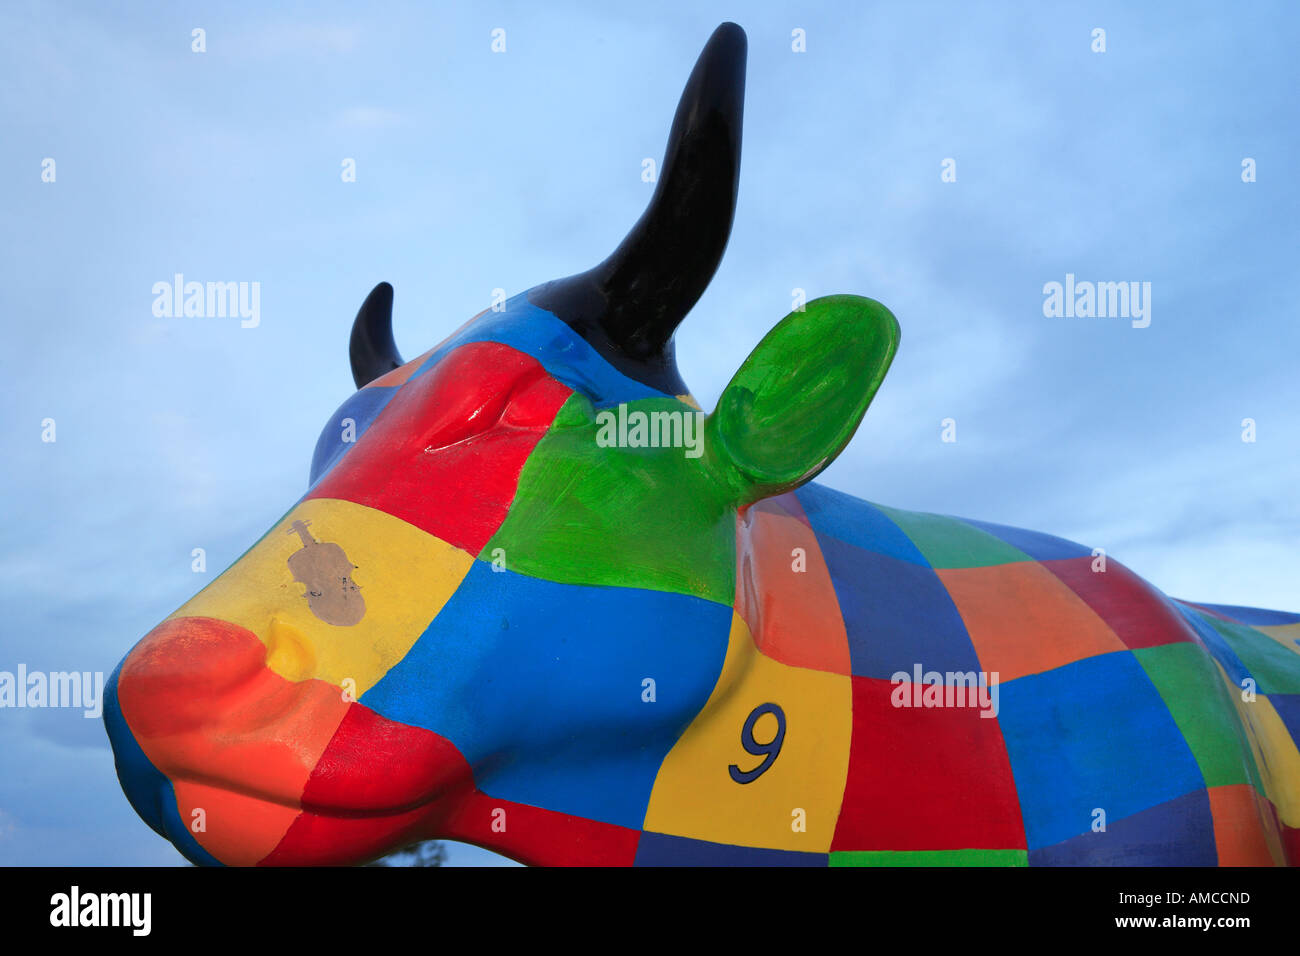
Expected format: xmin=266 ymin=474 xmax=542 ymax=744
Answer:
xmin=1 ymin=1 xmax=1296 ymax=866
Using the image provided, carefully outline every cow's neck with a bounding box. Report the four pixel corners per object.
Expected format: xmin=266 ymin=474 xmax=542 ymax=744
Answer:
xmin=434 ymin=493 xmax=848 ymax=866
xmin=593 ymin=492 xmax=851 ymax=863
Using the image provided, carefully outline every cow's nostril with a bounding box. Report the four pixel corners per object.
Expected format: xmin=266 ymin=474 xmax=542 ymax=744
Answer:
xmin=265 ymin=616 xmax=317 ymax=683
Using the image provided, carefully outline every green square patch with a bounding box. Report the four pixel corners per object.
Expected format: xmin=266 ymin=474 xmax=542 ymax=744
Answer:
xmin=1133 ymin=642 xmax=1259 ymax=791
xmin=829 ymin=848 xmax=1028 ymax=867
xmin=874 ymin=507 xmax=1033 ymax=569
xmin=1206 ymin=617 xmax=1300 ymax=695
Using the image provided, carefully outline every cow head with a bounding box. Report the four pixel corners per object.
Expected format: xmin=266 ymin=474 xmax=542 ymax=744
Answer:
xmin=105 ymin=22 xmax=900 ymax=865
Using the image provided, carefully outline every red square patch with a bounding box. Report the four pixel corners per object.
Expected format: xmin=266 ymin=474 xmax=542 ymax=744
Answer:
xmin=1042 ymin=556 xmax=1195 ymax=650
xmin=832 ymin=675 xmax=1026 ymax=851
xmin=308 ymin=342 xmax=572 ymax=555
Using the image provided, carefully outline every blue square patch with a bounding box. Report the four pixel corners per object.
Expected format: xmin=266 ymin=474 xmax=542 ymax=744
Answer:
xmin=997 ymin=650 xmax=1205 ymax=850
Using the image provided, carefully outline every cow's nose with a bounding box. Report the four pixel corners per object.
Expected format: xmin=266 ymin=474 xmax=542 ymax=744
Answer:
xmin=102 ymin=616 xmax=274 ymax=865
xmin=102 ymin=654 xmax=224 ymax=865
xmin=102 ymin=662 xmax=168 ymax=839
xmin=113 ymin=617 xmax=270 ymax=731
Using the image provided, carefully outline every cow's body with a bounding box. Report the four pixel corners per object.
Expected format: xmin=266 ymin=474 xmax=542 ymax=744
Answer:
xmin=729 ymin=484 xmax=1300 ymax=866
xmin=104 ymin=22 xmax=1300 ymax=866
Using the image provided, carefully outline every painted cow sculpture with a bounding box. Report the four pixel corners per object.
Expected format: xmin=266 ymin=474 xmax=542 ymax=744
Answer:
xmin=106 ymin=23 xmax=1300 ymax=867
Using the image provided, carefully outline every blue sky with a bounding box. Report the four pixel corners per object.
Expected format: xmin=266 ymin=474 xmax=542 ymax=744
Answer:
xmin=1 ymin=1 xmax=1296 ymax=866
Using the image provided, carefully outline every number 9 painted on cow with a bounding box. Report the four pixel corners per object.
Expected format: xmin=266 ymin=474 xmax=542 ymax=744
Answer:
xmin=642 ymin=612 xmax=851 ymax=852
xmin=729 ymin=703 xmax=786 ymax=783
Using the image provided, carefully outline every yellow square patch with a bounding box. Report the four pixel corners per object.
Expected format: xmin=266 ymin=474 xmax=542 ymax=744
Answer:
xmin=1215 ymin=661 xmax=1300 ymax=829
xmin=643 ymin=613 xmax=852 ymax=852
xmin=171 ymin=497 xmax=474 ymax=696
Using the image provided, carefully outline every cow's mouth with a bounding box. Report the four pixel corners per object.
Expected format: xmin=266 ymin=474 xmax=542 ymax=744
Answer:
xmin=105 ymin=616 xmax=471 ymax=865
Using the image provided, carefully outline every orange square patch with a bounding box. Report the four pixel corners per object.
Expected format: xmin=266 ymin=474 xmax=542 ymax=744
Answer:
xmin=936 ymin=561 xmax=1126 ymax=682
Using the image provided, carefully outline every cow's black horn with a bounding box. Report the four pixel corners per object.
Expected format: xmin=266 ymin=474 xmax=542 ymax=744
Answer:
xmin=530 ymin=22 xmax=747 ymax=395
xmin=349 ymin=281 xmax=404 ymax=388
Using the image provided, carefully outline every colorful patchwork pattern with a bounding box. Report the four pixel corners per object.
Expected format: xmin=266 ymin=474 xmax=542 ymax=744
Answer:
xmin=105 ymin=292 xmax=1300 ymax=867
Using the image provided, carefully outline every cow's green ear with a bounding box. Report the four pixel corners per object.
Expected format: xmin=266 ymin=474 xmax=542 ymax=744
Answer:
xmin=707 ymin=294 xmax=900 ymax=504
